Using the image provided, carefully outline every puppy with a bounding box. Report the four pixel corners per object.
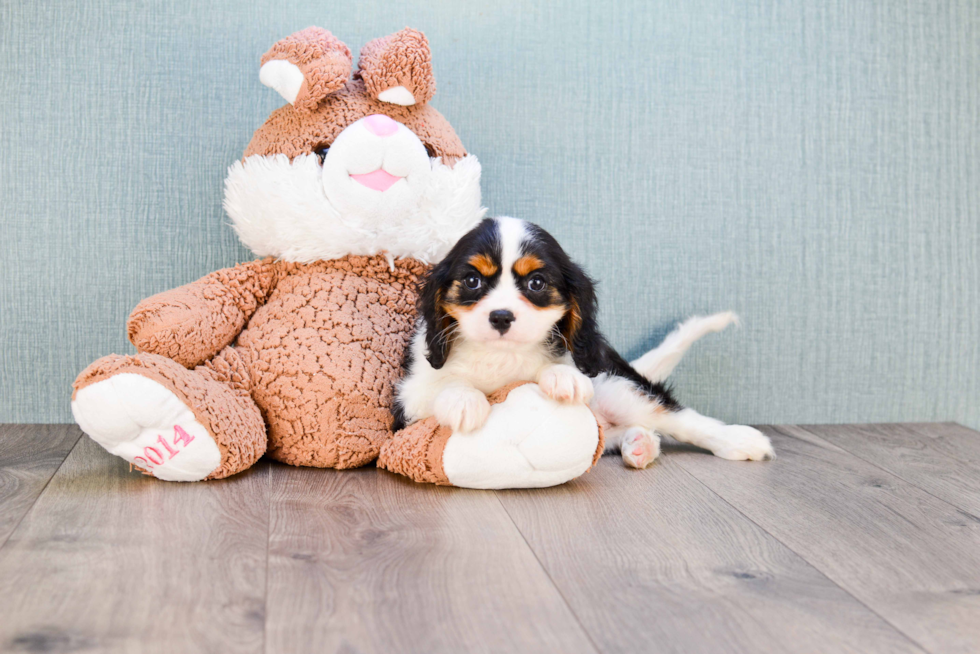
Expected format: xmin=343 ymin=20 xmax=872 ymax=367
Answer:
xmin=393 ymin=216 xmax=774 ymax=468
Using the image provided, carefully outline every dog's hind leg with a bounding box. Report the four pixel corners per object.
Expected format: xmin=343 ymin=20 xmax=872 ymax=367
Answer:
xmin=650 ymin=407 xmax=775 ymax=461
xmin=631 ymin=312 xmax=738 ymax=383
xmin=591 ymin=374 xmax=663 ymax=468
xmin=608 ymin=425 xmax=661 ymax=469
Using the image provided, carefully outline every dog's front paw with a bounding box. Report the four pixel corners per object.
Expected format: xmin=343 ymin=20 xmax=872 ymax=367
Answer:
xmin=538 ymin=365 xmax=594 ymax=404
xmin=711 ymin=425 xmax=775 ymax=461
xmin=434 ymin=385 xmax=492 ymax=433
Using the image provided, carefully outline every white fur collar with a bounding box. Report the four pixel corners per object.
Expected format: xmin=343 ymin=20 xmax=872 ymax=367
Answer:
xmin=223 ymin=153 xmax=486 ymax=264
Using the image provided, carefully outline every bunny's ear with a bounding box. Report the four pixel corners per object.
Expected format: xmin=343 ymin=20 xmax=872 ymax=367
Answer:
xmin=260 ymin=27 xmax=351 ymax=112
xmin=357 ymin=28 xmax=435 ymax=106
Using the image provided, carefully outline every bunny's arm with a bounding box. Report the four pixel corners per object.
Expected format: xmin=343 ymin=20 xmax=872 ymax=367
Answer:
xmin=127 ymin=258 xmax=282 ymax=368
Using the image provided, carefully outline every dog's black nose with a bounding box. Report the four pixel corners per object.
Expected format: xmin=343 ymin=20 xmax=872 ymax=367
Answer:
xmin=489 ymin=310 xmax=515 ymax=334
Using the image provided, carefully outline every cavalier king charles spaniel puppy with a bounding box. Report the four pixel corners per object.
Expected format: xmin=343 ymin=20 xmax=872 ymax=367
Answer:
xmin=393 ymin=217 xmax=774 ymax=468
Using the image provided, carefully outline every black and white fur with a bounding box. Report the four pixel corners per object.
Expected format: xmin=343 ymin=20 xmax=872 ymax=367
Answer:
xmin=393 ymin=216 xmax=774 ymax=467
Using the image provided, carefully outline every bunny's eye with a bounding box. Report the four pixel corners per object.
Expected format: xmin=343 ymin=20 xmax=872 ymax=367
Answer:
xmin=315 ymin=146 xmax=330 ymax=164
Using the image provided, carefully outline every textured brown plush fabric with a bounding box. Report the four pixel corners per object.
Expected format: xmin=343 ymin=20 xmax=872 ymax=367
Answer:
xmin=378 ymin=382 xmax=606 ymax=486
xmin=73 ymin=352 xmax=267 ymax=480
xmin=357 ymin=28 xmax=436 ymax=106
xmin=247 ymin=27 xmax=463 ymax=166
xmin=592 ymin=421 xmax=606 ymax=467
xmin=73 ymin=27 xmax=469 ymax=480
xmin=261 ymin=27 xmax=352 ymax=113
xmin=122 ymin=254 xmax=428 ymax=469
xmin=244 ymin=80 xmax=465 ymax=164
xmin=128 ymin=258 xmax=281 ymax=369
xmin=377 ymin=421 xmax=454 ymax=485
xmin=377 ymin=382 xmax=527 ymax=485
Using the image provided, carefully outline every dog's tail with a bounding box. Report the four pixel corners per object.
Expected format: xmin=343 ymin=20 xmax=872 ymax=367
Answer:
xmin=630 ymin=312 xmax=739 ymax=383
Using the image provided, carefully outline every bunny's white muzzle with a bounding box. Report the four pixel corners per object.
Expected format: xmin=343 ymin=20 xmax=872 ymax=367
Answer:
xmin=321 ymin=114 xmax=434 ymax=220
xmin=223 ymin=116 xmax=485 ymax=264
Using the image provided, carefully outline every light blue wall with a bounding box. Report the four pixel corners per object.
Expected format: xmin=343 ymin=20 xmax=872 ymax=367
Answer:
xmin=1 ymin=1 xmax=977 ymax=427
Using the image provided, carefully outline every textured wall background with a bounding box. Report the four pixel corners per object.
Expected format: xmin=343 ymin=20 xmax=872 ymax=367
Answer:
xmin=1 ymin=0 xmax=977 ymax=427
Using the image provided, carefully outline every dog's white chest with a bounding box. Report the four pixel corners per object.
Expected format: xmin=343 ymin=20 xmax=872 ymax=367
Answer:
xmin=443 ymin=343 xmax=557 ymax=394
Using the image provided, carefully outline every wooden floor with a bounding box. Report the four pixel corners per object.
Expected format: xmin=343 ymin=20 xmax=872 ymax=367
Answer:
xmin=1 ymin=424 xmax=979 ymax=653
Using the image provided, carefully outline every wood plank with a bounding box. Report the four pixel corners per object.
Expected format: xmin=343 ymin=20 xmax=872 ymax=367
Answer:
xmin=495 ymin=455 xmax=922 ymax=654
xmin=0 ymin=436 xmax=269 ymax=654
xmin=810 ymin=422 xmax=980 ymax=518
xmin=0 ymin=424 xmax=80 ymax=549
xmin=674 ymin=426 xmax=980 ymax=654
xmin=265 ymin=464 xmax=596 ymax=654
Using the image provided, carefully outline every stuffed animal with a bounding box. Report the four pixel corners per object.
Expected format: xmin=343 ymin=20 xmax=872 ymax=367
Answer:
xmin=70 ymin=27 xmax=605 ymax=488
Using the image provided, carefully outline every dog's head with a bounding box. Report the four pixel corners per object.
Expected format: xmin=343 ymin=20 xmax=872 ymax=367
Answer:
xmin=419 ymin=217 xmax=601 ymax=368
xmin=223 ymin=27 xmax=485 ymax=264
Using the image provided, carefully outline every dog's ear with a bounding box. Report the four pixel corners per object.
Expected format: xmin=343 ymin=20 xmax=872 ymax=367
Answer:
xmin=260 ymin=27 xmax=352 ymax=112
xmin=559 ymin=258 xmax=605 ymax=376
xmin=356 ymin=28 xmax=435 ymax=106
xmin=418 ymin=259 xmax=455 ymax=369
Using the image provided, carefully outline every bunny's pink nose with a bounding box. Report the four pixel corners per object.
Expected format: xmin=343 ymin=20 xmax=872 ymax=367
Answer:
xmin=363 ymin=114 xmax=399 ymax=137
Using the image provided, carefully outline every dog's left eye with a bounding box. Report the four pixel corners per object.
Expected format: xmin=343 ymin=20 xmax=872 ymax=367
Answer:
xmin=527 ymin=276 xmax=547 ymax=292
xmin=463 ymin=274 xmax=482 ymax=290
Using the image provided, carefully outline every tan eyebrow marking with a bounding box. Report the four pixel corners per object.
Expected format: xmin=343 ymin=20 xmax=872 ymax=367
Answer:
xmin=513 ymin=254 xmax=544 ymax=277
xmin=468 ymin=253 xmax=498 ymax=277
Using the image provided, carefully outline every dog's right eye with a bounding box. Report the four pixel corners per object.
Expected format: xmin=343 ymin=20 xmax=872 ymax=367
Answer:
xmin=463 ymin=274 xmax=482 ymax=290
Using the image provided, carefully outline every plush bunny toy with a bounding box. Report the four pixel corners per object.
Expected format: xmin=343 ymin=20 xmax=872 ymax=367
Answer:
xmin=71 ymin=27 xmax=604 ymax=488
